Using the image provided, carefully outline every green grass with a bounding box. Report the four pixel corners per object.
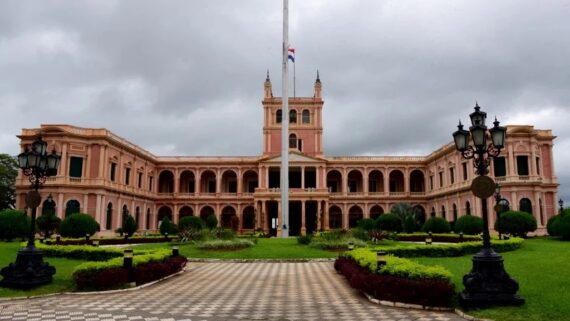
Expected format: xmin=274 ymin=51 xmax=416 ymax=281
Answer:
xmin=0 ymin=241 xmax=86 ymax=298
xmin=413 ymin=238 xmax=570 ymax=321
xmin=137 ymin=237 xmax=340 ymax=259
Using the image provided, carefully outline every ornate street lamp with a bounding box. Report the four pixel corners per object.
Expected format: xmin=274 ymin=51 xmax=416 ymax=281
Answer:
xmin=453 ymin=103 xmax=524 ymax=306
xmin=494 ymin=184 xmax=510 ymax=240
xmin=559 ymin=199 xmax=565 ymax=215
xmin=0 ymin=136 xmax=60 ymax=288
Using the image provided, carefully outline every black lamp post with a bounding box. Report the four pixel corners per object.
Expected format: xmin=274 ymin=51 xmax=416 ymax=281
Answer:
xmin=560 ymin=199 xmax=565 ymax=215
xmin=494 ymin=184 xmax=510 ymax=240
xmin=1 ymin=136 xmax=61 ymax=288
xmin=453 ymin=103 xmax=524 ymax=306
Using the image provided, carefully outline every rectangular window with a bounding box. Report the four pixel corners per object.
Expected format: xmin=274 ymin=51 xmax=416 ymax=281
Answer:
xmin=449 ymin=168 xmax=455 ymax=184
xmin=138 ymin=172 xmax=143 ymax=188
xmin=149 ymin=176 xmax=153 ymax=191
xmin=69 ymin=157 xmax=83 ymax=178
xmin=124 ymin=168 xmax=131 ymax=185
xmin=493 ymin=157 xmax=507 ymax=177
xmin=536 ymin=157 xmax=541 ymax=175
xmin=462 ymin=162 xmax=468 ymax=180
xmin=110 ymin=163 xmax=117 ymax=181
xmin=439 ymin=172 xmax=443 ymax=187
xmin=298 ymin=139 xmax=303 ymax=152
xmin=429 ymin=176 xmax=434 ymax=190
xmin=517 ymin=156 xmax=529 ymax=176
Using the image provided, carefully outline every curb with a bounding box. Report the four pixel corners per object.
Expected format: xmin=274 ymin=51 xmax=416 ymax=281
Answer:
xmin=361 ymin=292 xmax=493 ymax=321
xmin=0 ymin=266 xmax=191 ymax=303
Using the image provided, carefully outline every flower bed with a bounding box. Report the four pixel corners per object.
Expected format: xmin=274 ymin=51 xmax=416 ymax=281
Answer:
xmin=72 ymin=249 xmax=187 ymax=290
xmin=44 ymin=235 xmax=177 ymax=246
xmin=334 ymin=256 xmax=455 ymax=307
xmin=195 ymin=239 xmax=255 ymax=250
xmin=372 ymin=237 xmax=523 ymax=258
xmin=394 ymin=233 xmax=481 ymax=243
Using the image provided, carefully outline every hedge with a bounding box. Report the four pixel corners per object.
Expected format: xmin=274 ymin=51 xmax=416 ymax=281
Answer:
xmin=334 ymin=256 xmax=455 ymax=307
xmin=72 ymin=249 xmax=173 ymax=275
xmin=59 ymin=213 xmax=100 ymax=238
xmin=35 ymin=242 xmax=124 ymax=261
xmin=309 ymin=237 xmax=367 ymax=250
xmin=393 ymin=233 xmax=481 ymax=243
xmin=195 ymin=239 xmax=255 ymax=250
xmin=45 ymin=235 xmax=176 ymax=246
xmin=371 ymin=237 xmax=524 ymax=258
xmin=346 ymin=248 xmax=452 ymax=281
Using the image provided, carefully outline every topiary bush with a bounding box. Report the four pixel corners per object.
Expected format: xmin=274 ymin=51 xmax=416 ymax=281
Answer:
xmin=357 ymin=218 xmax=376 ymax=231
xmin=376 ymin=213 xmax=403 ymax=232
xmin=552 ymin=215 xmax=570 ymax=240
xmin=547 ymin=215 xmax=561 ymax=236
xmin=59 ymin=213 xmax=100 ymax=238
xmin=454 ymin=215 xmax=483 ymax=235
xmin=36 ymin=212 xmax=61 ymax=238
xmin=206 ymin=214 xmax=218 ymax=229
xmin=122 ymin=215 xmax=137 ymax=237
xmin=422 ymin=217 xmax=451 ymax=233
xmin=0 ymin=210 xmax=29 ymax=241
xmin=159 ymin=217 xmax=178 ymax=236
xmin=403 ymin=215 xmax=418 ymax=233
xmin=178 ymin=216 xmax=204 ymax=232
xmin=297 ymin=234 xmax=313 ymax=245
xmin=495 ymin=211 xmax=537 ymax=237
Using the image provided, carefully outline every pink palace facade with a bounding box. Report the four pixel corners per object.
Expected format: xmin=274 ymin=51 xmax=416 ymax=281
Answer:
xmin=15 ymin=74 xmax=560 ymax=236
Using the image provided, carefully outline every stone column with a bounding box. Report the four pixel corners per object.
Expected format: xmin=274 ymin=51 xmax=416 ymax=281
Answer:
xmin=277 ymin=200 xmax=282 ymax=236
xmin=324 ymin=201 xmax=329 ymax=230
xmin=384 ymin=169 xmax=390 ymax=194
xmin=237 ymin=169 xmax=243 ymax=194
xmin=195 ymin=170 xmax=200 ymax=194
xmin=342 ymin=203 xmax=349 ymax=230
xmin=262 ymin=201 xmax=268 ymax=231
xmin=57 ymin=193 xmax=64 ymax=219
xmin=301 ymin=166 xmax=305 ymax=189
xmin=301 ymin=200 xmax=306 ymax=235
xmin=508 ymin=144 xmax=516 ymax=176
xmin=404 ymin=168 xmax=410 ymax=193
xmin=342 ymin=169 xmax=348 ymax=195
xmin=174 ymin=168 xmax=180 ymax=194
xmin=317 ymin=201 xmax=322 ymax=231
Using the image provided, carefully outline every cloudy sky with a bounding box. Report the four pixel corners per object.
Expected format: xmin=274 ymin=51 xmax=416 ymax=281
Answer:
xmin=0 ymin=0 xmax=569 ymax=200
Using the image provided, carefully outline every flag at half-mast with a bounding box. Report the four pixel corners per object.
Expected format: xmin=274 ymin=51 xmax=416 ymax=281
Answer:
xmin=288 ymin=47 xmax=295 ymax=62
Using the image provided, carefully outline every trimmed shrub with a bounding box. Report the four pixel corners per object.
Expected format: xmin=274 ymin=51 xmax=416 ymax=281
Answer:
xmin=59 ymin=213 xmax=100 ymax=238
xmin=357 ymin=218 xmax=377 ymax=231
xmin=422 ymin=217 xmax=451 ymax=233
xmin=122 ymin=215 xmax=137 ymax=237
xmin=376 ymin=213 xmax=403 ymax=232
xmin=309 ymin=237 xmax=366 ymax=250
xmin=179 ymin=216 xmax=204 ymax=232
xmin=36 ymin=212 xmax=61 ymax=238
xmin=36 ymin=242 xmax=123 ymax=261
xmin=552 ymin=215 xmax=570 ymax=240
xmin=0 ymin=210 xmax=29 ymax=241
xmin=206 ymin=214 xmax=218 ymax=229
xmin=495 ymin=211 xmax=537 ymax=237
xmin=350 ymin=228 xmax=370 ymax=241
xmin=196 ymin=239 xmax=255 ymax=250
xmin=403 ymin=215 xmax=418 ymax=233
xmin=454 ymin=215 xmax=483 ymax=235
xmin=547 ymin=215 xmax=561 ymax=236
xmin=297 ymin=234 xmax=312 ymax=245
xmin=210 ymin=228 xmax=236 ymax=240
xmin=393 ymin=233 xmax=480 ymax=243
xmin=159 ymin=217 xmax=178 ymax=236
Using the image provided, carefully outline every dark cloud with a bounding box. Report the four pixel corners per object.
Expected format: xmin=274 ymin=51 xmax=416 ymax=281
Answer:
xmin=0 ymin=0 xmax=569 ymax=200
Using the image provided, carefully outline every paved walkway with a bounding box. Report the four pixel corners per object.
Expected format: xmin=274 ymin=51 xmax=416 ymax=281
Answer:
xmin=0 ymin=262 xmax=467 ymax=321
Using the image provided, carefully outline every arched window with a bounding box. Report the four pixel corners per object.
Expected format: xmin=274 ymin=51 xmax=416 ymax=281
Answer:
xmin=122 ymin=204 xmax=129 ymax=224
xmin=453 ymin=204 xmax=458 ymax=222
xmin=302 ymin=110 xmax=310 ymax=124
xmin=106 ymin=203 xmax=113 ymax=230
xmin=441 ymin=205 xmax=446 ymax=219
xmin=431 ymin=207 xmax=436 ymax=217
xmin=290 ymin=110 xmax=297 ymax=123
xmin=519 ymin=198 xmax=533 ymax=214
xmin=466 ymin=201 xmax=471 ymax=215
xmin=65 ymin=200 xmax=80 ymax=217
xmin=289 ymin=133 xmax=297 ymax=149
xmin=146 ymin=208 xmax=151 ymax=230
xmin=135 ymin=206 xmax=141 ymax=228
xmin=276 ymin=109 xmax=282 ymax=123
xmin=42 ymin=197 xmax=56 ymax=216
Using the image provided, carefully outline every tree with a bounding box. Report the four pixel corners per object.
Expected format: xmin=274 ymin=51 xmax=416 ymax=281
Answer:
xmin=122 ymin=214 xmax=137 ymax=237
xmin=375 ymin=213 xmax=403 ymax=232
xmin=454 ymin=215 xmax=483 ymax=235
xmin=36 ymin=212 xmax=61 ymax=238
xmin=494 ymin=211 xmax=537 ymax=237
xmin=0 ymin=154 xmax=18 ymax=211
xmin=206 ymin=214 xmax=218 ymax=229
xmin=179 ymin=216 xmax=204 ymax=232
xmin=422 ymin=217 xmax=451 ymax=233
xmin=0 ymin=209 xmax=29 ymax=241
xmin=159 ymin=216 xmax=177 ymax=235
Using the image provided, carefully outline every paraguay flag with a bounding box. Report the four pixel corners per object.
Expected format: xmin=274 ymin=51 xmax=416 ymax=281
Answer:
xmin=288 ymin=47 xmax=295 ymax=62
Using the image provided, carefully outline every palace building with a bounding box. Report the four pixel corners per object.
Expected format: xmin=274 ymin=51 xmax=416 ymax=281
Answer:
xmin=15 ymin=73 xmax=559 ymax=235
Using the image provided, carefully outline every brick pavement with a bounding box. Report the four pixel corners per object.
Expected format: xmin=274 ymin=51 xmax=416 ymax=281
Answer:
xmin=0 ymin=262 xmax=468 ymax=321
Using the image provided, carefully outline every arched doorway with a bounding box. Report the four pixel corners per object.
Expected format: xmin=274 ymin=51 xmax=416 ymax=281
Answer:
xmin=348 ymin=205 xmax=363 ymax=228
xmin=329 ymin=206 xmax=342 ymax=229
xmin=347 ymin=170 xmax=363 ymax=193
xmin=158 ymin=170 xmax=174 ymax=193
xmin=179 ymin=206 xmax=193 ymax=218
xmin=179 ymin=170 xmax=195 ymax=193
xmin=369 ymin=205 xmax=384 ymax=219
xmin=157 ymin=206 xmax=173 ymax=227
xmin=326 ymin=170 xmax=342 ymax=193
xmin=221 ymin=206 xmax=238 ymax=230
xmin=106 ymin=203 xmax=113 ymax=230
xmin=221 ymin=170 xmax=238 ymax=193
xmin=410 ymin=170 xmax=425 ymax=192
xmin=389 ymin=170 xmax=405 ymax=192
xmin=200 ymin=170 xmax=217 ymax=194
xmin=200 ymin=205 xmax=215 ymax=221
xmin=368 ymin=170 xmax=384 ymax=193
xmin=242 ymin=206 xmax=255 ymax=229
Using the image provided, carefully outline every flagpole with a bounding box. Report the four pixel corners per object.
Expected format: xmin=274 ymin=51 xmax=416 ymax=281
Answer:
xmin=280 ymin=0 xmax=289 ymax=238
xmin=293 ymin=58 xmax=296 ymax=98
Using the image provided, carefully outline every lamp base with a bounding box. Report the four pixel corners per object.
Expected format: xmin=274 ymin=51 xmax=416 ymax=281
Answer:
xmin=0 ymin=246 xmax=55 ymax=289
xmin=460 ymin=247 xmax=524 ymax=307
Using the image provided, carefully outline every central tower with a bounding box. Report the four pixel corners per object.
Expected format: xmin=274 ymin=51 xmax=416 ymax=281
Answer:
xmin=262 ymin=72 xmax=324 ymax=157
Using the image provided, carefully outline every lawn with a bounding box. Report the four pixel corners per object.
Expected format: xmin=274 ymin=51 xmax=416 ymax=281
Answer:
xmin=137 ymin=237 xmax=340 ymax=259
xmin=0 ymin=241 xmax=86 ymax=298
xmin=413 ymin=238 xmax=570 ymax=321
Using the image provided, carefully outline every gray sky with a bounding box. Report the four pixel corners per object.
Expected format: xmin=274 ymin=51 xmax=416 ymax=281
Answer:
xmin=1 ymin=0 xmax=569 ymax=201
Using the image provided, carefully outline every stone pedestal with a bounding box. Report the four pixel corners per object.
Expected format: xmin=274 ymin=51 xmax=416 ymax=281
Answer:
xmin=0 ymin=246 xmax=55 ymax=289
